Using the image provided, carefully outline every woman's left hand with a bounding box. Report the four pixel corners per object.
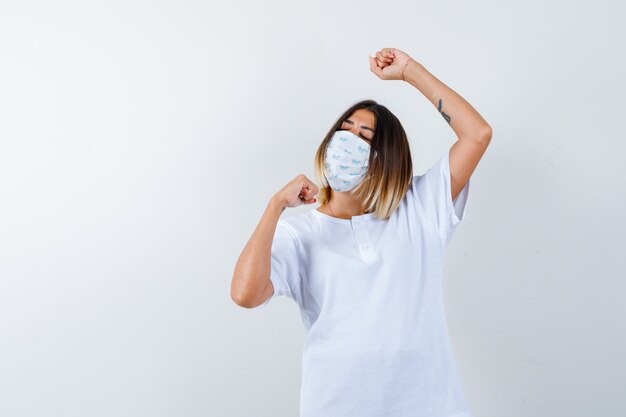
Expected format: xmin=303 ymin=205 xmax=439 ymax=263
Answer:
xmin=368 ymin=48 xmax=415 ymax=81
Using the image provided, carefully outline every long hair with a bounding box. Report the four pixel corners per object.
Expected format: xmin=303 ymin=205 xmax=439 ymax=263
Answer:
xmin=313 ymin=99 xmax=413 ymax=220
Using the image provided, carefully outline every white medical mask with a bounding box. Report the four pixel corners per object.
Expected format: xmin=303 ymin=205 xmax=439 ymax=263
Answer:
xmin=323 ymin=130 xmax=371 ymax=192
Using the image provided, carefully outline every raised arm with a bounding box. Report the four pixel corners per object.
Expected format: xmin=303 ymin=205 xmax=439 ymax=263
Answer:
xmin=230 ymin=175 xmax=318 ymax=308
xmin=369 ymin=48 xmax=492 ymax=201
xmin=231 ymin=195 xmax=285 ymax=308
xmin=401 ymin=58 xmax=491 ymax=139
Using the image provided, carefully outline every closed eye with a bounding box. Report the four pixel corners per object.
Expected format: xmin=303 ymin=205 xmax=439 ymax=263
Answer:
xmin=340 ymin=128 xmax=371 ymax=143
xmin=342 ymin=119 xmax=375 ymax=142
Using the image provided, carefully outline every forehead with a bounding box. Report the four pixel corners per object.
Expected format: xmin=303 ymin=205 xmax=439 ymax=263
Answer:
xmin=347 ymin=109 xmax=376 ymax=126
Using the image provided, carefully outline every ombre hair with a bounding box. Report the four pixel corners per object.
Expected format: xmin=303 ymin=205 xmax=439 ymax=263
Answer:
xmin=313 ymin=99 xmax=413 ymax=220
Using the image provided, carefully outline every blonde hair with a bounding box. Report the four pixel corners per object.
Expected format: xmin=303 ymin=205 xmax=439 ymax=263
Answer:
xmin=313 ymin=99 xmax=414 ymax=220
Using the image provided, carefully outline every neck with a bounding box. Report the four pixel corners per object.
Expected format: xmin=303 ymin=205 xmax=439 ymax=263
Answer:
xmin=327 ymin=190 xmax=367 ymax=218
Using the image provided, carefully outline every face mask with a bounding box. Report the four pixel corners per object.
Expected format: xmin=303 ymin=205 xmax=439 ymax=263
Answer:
xmin=324 ymin=129 xmax=371 ymax=192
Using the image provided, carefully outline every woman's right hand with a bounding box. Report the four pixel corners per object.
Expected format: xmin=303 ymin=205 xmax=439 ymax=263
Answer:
xmin=274 ymin=174 xmax=319 ymax=210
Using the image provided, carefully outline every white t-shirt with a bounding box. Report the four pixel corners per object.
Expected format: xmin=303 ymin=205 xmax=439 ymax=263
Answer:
xmin=252 ymin=147 xmax=474 ymax=417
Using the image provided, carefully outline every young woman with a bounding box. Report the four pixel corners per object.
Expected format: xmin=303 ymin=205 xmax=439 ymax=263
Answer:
xmin=231 ymin=47 xmax=491 ymax=417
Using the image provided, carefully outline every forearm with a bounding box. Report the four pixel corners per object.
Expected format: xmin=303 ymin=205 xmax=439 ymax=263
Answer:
xmin=403 ymin=60 xmax=491 ymax=141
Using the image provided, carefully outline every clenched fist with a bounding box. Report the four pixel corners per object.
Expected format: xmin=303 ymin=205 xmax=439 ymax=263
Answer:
xmin=368 ymin=48 xmax=416 ymax=81
xmin=274 ymin=174 xmax=319 ymax=211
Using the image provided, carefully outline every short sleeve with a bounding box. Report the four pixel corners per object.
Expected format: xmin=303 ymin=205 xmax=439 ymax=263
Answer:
xmin=412 ymin=147 xmax=470 ymax=245
xmin=250 ymin=220 xmax=302 ymax=310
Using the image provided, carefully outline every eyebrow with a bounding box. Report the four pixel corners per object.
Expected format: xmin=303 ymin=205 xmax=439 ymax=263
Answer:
xmin=344 ymin=119 xmax=375 ymax=133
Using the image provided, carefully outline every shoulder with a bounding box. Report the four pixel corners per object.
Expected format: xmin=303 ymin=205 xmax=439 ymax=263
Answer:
xmin=277 ymin=210 xmax=315 ymax=239
xmin=405 ymin=172 xmax=427 ymax=203
xmin=409 ymin=152 xmax=449 ymax=195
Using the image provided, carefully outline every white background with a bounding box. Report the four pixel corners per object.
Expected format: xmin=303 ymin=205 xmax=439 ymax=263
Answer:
xmin=1 ymin=1 xmax=624 ymax=416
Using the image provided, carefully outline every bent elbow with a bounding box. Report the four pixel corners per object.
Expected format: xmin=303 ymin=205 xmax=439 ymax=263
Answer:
xmin=481 ymin=124 xmax=493 ymax=142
